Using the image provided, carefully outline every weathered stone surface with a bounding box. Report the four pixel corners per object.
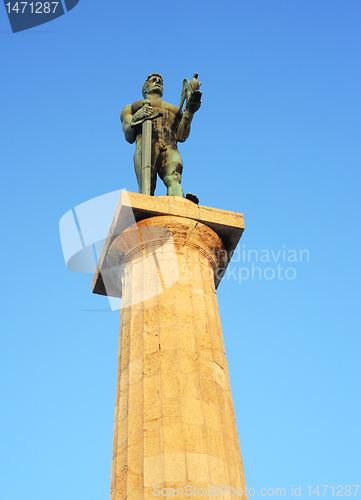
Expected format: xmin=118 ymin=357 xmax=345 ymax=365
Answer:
xmin=107 ymin=215 xmax=247 ymax=500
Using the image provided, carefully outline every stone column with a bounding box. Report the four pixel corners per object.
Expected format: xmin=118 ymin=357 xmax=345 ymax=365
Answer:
xmin=105 ymin=215 xmax=247 ymax=500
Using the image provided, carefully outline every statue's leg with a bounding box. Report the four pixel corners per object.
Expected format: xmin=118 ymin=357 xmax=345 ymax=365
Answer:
xmin=134 ymin=142 xmax=157 ymax=195
xmin=134 ymin=145 xmax=142 ymax=193
xmin=150 ymin=157 xmax=157 ymax=196
xmin=158 ymin=149 xmax=184 ymax=197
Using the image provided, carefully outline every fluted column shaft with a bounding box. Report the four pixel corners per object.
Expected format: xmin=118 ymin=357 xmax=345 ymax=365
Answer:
xmin=108 ymin=216 xmax=247 ymax=500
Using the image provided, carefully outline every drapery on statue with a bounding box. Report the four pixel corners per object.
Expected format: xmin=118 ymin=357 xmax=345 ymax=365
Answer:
xmin=120 ymin=73 xmax=202 ymax=203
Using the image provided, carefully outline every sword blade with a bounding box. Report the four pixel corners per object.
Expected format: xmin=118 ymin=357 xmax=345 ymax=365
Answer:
xmin=141 ymin=119 xmax=152 ymax=195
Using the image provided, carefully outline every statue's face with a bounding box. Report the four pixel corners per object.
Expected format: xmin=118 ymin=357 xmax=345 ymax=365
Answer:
xmin=146 ymin=74 xmax=164 ymax=97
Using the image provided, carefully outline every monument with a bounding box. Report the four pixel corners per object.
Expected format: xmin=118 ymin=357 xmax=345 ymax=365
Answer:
xmin=93 ymin=73 xmax=247 ymax=500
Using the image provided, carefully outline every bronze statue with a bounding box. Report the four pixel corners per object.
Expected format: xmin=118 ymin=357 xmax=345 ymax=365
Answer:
xmin=120 ymin=73 xmax=201 ymax=203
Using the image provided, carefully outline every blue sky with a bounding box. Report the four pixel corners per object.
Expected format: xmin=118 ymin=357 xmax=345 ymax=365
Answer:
xmin=0 ymin=1 xmax=360 ymax=499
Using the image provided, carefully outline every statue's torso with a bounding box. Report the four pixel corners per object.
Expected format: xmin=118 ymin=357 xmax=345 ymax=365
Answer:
xmin=131 ymin=97 xmax=182 ymax=149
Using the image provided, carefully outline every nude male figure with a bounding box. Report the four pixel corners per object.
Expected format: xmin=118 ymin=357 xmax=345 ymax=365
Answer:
xmin=120 ymin=73 xmax=201 ymax=200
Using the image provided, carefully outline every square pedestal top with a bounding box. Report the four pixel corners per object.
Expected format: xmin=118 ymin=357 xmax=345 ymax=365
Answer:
xmin=93 ymin=191 xmax=245 ymax=296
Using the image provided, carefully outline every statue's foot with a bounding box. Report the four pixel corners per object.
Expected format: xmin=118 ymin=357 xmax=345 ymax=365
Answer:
xmin=185 ymin=192 xmax=199 ymax=205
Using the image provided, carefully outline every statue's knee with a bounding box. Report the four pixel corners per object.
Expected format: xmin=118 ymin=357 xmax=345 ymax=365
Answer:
xmin=164 ymin=172 xmax=181 ymax=185
xmin=172 ymin=171 xmax=181 ymax=183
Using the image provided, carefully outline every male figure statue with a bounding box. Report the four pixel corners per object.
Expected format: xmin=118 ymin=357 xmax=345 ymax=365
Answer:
xmin=120 ymin=73 xmax=201 ymax=201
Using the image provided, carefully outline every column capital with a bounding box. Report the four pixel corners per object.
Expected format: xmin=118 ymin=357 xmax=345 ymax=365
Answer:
xmin=93 ymin=192 xmax=245 ymax=297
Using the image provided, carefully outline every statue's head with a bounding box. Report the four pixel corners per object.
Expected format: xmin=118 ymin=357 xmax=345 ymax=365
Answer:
xmin=142 ymin=73 xmax=164 ymax=98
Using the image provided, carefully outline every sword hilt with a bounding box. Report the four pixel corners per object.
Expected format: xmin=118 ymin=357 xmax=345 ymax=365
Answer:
xmin=131 ymin=112 xmax=164 ymax=128
xmin=131 ymin=100 xmax=164 ymax=127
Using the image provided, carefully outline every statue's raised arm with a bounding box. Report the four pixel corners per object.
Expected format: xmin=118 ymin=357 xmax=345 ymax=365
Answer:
xmin=120 ymin=73 xmax=201 ymax=204
xmin=177 ymin=73 xmax=202 ymax=143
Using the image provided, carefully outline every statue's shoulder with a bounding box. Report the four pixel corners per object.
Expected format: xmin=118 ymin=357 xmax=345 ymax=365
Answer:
xmin=131 ymin=100 xmax=145 ymax=113
xmin=163 ymin=101 xmax=181 ymax=116
xmin=120 ymin=101 xmax=144 ymax=121
xmin=120 ymin=103 xmax=132 ymax=122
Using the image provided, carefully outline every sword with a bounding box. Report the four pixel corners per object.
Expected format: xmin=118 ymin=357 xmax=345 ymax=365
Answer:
xmin=131 ymin=100 xmax=163 ymax=195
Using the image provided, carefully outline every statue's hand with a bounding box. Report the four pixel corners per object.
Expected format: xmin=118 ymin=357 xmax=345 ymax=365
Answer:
xmin=131 ymin=100 xmax=153 ymax=125
xmin=185 ymin=90 xmax=202 ymax=114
